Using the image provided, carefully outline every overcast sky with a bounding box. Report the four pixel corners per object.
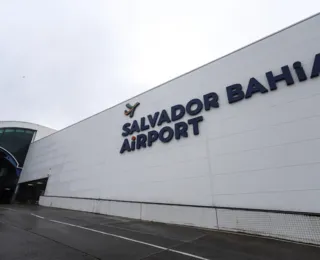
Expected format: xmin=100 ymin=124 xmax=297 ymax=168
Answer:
xmin=0 ymin=0 xmax=319 ymax=130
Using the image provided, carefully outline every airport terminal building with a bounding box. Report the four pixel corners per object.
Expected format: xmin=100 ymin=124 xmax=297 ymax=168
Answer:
xmin=1 ymin=14 xmax=320 ymax=245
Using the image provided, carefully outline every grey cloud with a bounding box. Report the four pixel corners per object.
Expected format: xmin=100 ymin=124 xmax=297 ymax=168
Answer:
xmin=0 ymin=0 xmax=319 ymax=129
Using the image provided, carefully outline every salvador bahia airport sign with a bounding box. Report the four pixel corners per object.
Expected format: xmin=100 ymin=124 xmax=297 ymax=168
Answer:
xmin=120 ymin=53 xmax=320 ymax=154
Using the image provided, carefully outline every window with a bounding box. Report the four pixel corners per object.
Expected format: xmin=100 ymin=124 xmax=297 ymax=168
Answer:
xmin=0 ymin=128 xmax=35 ymax=167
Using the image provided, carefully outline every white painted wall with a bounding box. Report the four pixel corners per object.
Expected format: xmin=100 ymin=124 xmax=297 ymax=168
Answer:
xmin=0 ymin=121 xmax=56 ymax=141
xmin=22 ymin=14 xmax=320 ymax=215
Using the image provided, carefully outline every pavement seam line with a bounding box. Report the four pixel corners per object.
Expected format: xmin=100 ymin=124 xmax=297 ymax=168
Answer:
xmin=140 ymin=234 xmax=209 ymax=260
xmin=138 ymin=238 xmax=201 ymax=260
xmin=50 ymin=219 xmax=211 ymax=260
xmin=98 ymin=222 xmax=188 ymax=243
xmin=185 ymin=234 xmax=207 ymax=243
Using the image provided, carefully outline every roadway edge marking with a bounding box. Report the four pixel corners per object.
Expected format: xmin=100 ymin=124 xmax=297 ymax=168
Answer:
xmin=30 ymin=213 xmax=45 ymax=219
xmin=49 ymin=219 xmax=210 ymax=260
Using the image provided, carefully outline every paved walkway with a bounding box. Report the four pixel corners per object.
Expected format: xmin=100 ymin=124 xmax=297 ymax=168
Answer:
xmin=0 ymin=205 xmax=319 ymax=260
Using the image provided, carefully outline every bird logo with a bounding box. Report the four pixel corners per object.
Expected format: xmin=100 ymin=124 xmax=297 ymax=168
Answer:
xmin=124 ymin=102 xmax=140 ymax=118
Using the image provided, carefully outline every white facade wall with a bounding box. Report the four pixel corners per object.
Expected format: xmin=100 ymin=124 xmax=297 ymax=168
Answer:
xmin=21 ymin=14 xmax=320 ymax=243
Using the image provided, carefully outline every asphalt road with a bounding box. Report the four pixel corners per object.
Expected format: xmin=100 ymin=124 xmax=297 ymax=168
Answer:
xmin=0 ymin=205 xmax=319 ymax=260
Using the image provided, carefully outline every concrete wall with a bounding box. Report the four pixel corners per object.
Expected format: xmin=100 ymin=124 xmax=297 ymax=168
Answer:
xmin=21 ymin=13 xmax=320 ymax=223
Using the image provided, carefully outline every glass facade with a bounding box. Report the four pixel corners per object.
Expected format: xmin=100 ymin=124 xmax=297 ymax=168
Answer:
xmin=0 ymin=127 xmax=36 ymax=203
xmin=0 ymin=128 xmax=36 ymax=167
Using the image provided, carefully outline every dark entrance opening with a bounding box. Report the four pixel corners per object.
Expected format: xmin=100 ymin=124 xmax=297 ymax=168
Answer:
xmin=16 ymin=178 xmax=48 ymax=204
xmin=0 ymin=156 xmax=19 ymax=204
